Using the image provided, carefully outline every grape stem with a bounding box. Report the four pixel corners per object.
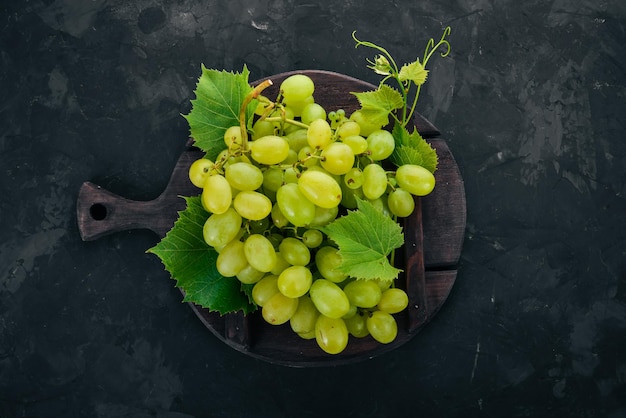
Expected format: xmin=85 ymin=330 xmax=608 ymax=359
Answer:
xmin=404 ymin=26 xmax=452 ymax=126
xmin=263 ymin=116 xmax=309 ymax=130
xmin=240 ymin=79 xmax=274 ymax=150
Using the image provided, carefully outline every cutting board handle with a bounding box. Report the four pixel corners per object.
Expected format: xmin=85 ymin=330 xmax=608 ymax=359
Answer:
xmin=76 ymin=147 xmax=203 ymax=241
xmin=76 ymin=182 xmax=167 ymax=240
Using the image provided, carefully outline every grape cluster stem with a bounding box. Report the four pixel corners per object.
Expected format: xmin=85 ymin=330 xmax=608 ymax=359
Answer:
xmin=240 ymin=79 xmax=274 ymax=150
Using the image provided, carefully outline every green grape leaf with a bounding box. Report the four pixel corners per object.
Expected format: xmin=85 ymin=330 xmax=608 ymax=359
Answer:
xmin=398 ymin=60 xmax=429 ymax=85
xmin=183 ymin=65 xmax=256 ymax=161
xmin=358 ymin=108 xmax=391 ymax=128
xmin=352 ymin=84 xmax=404 ymax=127
xmin=147 ymin=196 xmax=256 ymax=315
xmin=392 ymin=145 xmax=424 ymax=167
xmin=320 ymin=198 xmax=404 ymax=282
xmin=390 ymin=122 xmax=439 ymax=173
xmin=240 ymin=282 xmax=256 ymax=306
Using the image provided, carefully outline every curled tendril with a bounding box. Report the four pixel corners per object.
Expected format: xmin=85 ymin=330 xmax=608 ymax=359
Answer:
xmin=423 ymin=26 xmax=451 ymax=65
xmin=352 ymin=31 xmax=399 ymax=75
xmin=353 ymin=27 xmax=452 ymax=126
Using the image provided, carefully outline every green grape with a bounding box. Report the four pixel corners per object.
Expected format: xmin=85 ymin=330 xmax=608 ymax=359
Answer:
xmin=270 ymin=202 xmax=290 ymax=228
xmin=368 ymin=196 xmax=391 ymax=217
xmin=202 ymin=207 xmax=242 ymax=249
xmin=216 ymin=149 xmax=251 ymax=168
xmin=298 ymin=330 xmax=316 ymax=340
xmin=372 ymin=278 xmax=392 ymax=291
xmin=223 ymin=126 xmax=243 ymax=148
xmin=269 ymin=106 xmax=295 ymax=125
xmin=386 ymin=175 xmax=398 ymax=190
xmin=344 ymin=313 xmax=369 ymax=338
xmin=252 ymin=274 xmax=279 ymax=306
xmin=236 ymin=263 xmax=265 ymax=284
xmin=283 ymin=167 xmax=299 ymax=184
xmin=225 ymin=162 xmax=264 ymax=191
xmin=290 ymin=295 xmax=319 ymax=335
xmin=238 ymin=152 xmax=254 ymax=165
xmin=366 ymin=130 xmax=395 ymax=161
xmin=297 ymin=170 xmax=342 ymax=209
xmin=233 ymin=190 xmax=272 ymax=221
xmin=306 ymin=164 xmax=341 ymax=181
xmin=262 ymin=167 xmax=284 ymax=193
xmin=283 ymin=122 xmax=301 ymax=137
xmin=307 ymin=119 xmax=332 ymax=149
xmin=289 ymin=149 xmax=302 ymax=165
xmin=315 ymin=315 xmax=349 ymax=354
xmin=276 ymin=183 xmax=316 ymax=226
xmin=309 ymin=205 xmax=339 ymax=227
xmin=340 ymin=180 xmax=364 ymax=209
xmin=252 ymin=119 xmax=275 ymax=140
xmin=341 ymin=135 xmax=368 ymax=155
xmin=216 ymin=239 xmax=247 ymax=277
xmin=202 ymin=174 xmax=232 ymax=214
xmin=336 ymin=120 xmax=361 ymax=139
xmin=298 ymin=146 xmax=320 ymax=168
xmin=342 ymin=304 xmax=357 ymax=319
xmin=320 ymin=142 xmax=355 ymax=175
xmin=254 ymin=95 xmax=271 ymax=116
xmin=362 ymin=163 xmax=388 ymax=200
xmin=377 ymin=288 xmax=409 ymax=314
xmin=278 ymin=237 xmax=311 ymax=266
xmin=329 ymin=108 xmax=348 ymax=129
xmin=250 ymin=135 xmax=290 ymax=165
xmin=285 ymin=129 xmax=309 ymax=152
xmin=262 ymin=292 xmax=299 ymax=325
xmin=309 ymin=279 xmax=350 ymax=318
xmin=349 ymin=109 xmax=386 ymax=137
xmin=214 ymin=149 xmax=230 ymax=167
xmin=189 ymin=158 xmax=215 ymax=188
xmin=366 ymin=310 xmax=398 ymax=344
xmin=213 ymin=151 xmax=229 ymax=167
xmin=232 ymin=154 xmax=254 ymax=169
xmin=395 ymin=164 xmax=436 ymax=196
xmin=343 ymin=279 xmax=382 ymax=308
xmin=270 ymin=251 xmax=291 ymax=275
xmin=284 ymin=95 xmax=314 ymax=117
xmin=243 ymin=234 xmax=277 ymax=273
xmin=277 ymin=265 xmax=313 ymax=298
xmin=300 ymin=103 xmax=327 ymax=125
xmin=343 ymin=167 xmax=364 ymax=190
xmin=315 ymin=246 xmax=347 ymax=283
xmin=280 ymin=74 xmax=315 ymax=102
xmin=301 ymin=229 xmax=323 ymax=248
xmin=214 ymin=150 xmax=229 ymax=169
xmin=387 ymin=187 xmax=415 ymax=217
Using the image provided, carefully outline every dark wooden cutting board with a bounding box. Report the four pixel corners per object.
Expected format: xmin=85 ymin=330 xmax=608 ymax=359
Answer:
xmin=76 ymin=70 xmax=466 ymax=367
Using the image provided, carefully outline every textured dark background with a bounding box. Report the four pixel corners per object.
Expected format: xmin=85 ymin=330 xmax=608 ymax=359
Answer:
xmin=1 ymin=1 xmax=625 ymax=417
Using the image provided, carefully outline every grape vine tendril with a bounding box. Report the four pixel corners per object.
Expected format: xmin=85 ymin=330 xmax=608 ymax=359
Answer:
xmin=352 ymin=26 xmax=452 ymax=127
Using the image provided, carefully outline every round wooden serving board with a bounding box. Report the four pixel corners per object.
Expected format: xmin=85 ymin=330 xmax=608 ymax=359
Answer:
xmin=76 ymin=70 xmax=466 ymax=367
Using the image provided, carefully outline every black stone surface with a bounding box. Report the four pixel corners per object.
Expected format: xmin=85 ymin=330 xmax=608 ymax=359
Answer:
xmin=1 ymin=1 xmax=625 ymax=417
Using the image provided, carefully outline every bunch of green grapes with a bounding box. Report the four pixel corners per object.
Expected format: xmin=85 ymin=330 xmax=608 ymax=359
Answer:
xmin=187 ymin=74 xmax=434 ymax=354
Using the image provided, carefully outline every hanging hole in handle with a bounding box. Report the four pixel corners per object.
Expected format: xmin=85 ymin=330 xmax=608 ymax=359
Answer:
xmin=90 ymin=203 xmax=108 ymax=220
